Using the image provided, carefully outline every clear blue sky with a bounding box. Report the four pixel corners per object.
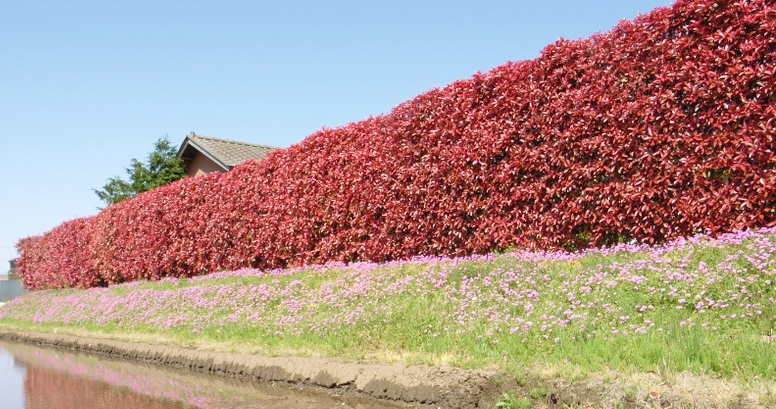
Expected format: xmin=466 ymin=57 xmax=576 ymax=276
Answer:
xmin=0 ymin=0 xmax=672 ymax=266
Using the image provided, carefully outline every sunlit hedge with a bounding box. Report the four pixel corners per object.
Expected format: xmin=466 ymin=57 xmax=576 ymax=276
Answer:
xmin=17 ymin=0 xmax=776 ymax=289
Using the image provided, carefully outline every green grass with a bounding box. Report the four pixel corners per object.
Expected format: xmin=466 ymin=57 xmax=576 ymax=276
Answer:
xmin=2 ymin=229 xmax=776 ymax=406
xmin=495 ymin=393 xmax=532 ymax=409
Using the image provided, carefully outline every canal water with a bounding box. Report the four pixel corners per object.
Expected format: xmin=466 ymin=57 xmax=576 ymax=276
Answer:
xmin=0 ymin=342 xmax=397 ymax=409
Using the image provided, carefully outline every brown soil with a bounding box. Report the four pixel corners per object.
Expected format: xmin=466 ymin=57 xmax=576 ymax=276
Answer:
xmin=3 ymin=330 xmax=770 ymax=408
xmin=0 ymin=330 xmax=504 ymax=409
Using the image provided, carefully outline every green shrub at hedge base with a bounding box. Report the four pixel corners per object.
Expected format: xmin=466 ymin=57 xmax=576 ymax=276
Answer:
xmin=16 ymin=0 xmax=776 ymax=289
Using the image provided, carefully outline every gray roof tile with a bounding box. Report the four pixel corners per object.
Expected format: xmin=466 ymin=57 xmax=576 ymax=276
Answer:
xmin=181 ymin=133 xmax=281 ymax=169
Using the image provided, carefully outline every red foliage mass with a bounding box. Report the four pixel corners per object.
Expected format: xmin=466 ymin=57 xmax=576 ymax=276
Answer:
xmin=16 ymin=0 xmax=776 ymax=289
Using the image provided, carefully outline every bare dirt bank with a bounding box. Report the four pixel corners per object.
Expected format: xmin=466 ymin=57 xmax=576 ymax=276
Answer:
xmin=0 ymin=330 xmax=503 ymax=409
xmin=2 ymin=329 xmax=773 ymax=408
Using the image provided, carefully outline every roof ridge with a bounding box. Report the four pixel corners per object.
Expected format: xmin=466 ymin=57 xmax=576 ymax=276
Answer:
xmin=189 ymin=133 xmax=281 ymax=149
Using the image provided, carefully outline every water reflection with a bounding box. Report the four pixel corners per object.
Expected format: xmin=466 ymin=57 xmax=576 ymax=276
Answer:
xmin=0 ymin=342 xmax=396 ymax=409
xmin=0 ymin=344 xmax=26 ymax=409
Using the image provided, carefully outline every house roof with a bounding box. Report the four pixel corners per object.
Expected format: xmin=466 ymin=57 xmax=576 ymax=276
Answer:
xmin=178 ymin=133 xmax=281 ymax=171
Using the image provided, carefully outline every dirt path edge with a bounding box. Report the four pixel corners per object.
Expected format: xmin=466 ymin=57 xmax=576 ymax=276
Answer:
xmin=0 ymin=330 xmax=503 ymax=408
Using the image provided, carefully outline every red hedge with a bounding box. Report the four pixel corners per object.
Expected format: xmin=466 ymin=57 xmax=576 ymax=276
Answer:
xmin=17 ymin=0 xmax=776 ymax=289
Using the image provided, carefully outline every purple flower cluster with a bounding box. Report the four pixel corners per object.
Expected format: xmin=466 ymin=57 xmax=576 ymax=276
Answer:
xmin=2 ymin=228 xmax=774 ymax=347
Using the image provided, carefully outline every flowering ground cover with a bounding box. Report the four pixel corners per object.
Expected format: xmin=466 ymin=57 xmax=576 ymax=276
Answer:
xmin=2 ymin=227 xmax=775 ymax=389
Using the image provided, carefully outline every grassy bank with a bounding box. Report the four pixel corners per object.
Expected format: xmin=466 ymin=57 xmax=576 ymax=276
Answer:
xmin=2 ymin=228 xmax=776 ymax=407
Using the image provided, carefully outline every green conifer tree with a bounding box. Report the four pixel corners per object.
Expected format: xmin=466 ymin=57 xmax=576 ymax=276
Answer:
xmin=95 ymin=136 xmax=186 ymax=205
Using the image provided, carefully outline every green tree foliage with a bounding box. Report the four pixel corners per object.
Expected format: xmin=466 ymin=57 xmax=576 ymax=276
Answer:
xmin=95 ymin=136 xmax=186 ymax=205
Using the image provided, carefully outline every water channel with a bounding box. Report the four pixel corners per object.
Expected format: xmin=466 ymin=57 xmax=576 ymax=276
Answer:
xmin=0 ymin=342 xmax=398 ymax=409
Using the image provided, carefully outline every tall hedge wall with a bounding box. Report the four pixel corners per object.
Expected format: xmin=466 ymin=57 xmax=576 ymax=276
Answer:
xmin=17 ymin=0 xmax=776 ymax=289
